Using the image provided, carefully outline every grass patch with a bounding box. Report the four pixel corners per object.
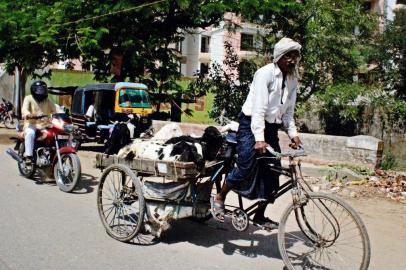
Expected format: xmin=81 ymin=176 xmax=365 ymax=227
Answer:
xmin=24 ymin=70 xmax=215 ymax=124
xmin=181 ymin=92 xmax=216 ymax=124
xmin=25 ymin=70 xmax=97 ymax=103
xmin=45 ymin=69 xmax=97 ymax=87
xmin=26 ymin=69 xmax=97 ymax=90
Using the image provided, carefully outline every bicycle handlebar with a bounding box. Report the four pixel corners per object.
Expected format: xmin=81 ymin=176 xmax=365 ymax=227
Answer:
xmin=266 ymin=145 xmax=307 ymax=158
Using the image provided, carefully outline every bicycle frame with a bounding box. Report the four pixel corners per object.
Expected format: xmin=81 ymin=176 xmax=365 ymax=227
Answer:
xmin=209 ymin=152 xmax=342 ymax=241
xmin=208 ymin=154 xmax=297 ymax=218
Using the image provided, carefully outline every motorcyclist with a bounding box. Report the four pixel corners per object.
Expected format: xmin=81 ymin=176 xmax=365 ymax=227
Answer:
xmin=21 ymin=80 xmax=60 ymax=162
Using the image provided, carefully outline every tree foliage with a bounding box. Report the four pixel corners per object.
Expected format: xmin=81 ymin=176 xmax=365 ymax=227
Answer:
xmin=243 ymin=0 xmax=378 ymax=100
xmin=0 ymin=0 xmax=295 ymax=121
xmin=188 ymin=0 xmax=379 ymax=121
xmin=371 ymin=9 xmax=406 ymax=99
xmin=0 ymin=1 xmax=60 ymax=75
xmin=188 ymin=42 xmax=262 ymax=121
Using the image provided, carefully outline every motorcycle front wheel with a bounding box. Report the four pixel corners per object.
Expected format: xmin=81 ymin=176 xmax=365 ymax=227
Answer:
xmin=54 ymin=153 xmax=81 ymax=192
xmin=17 ymin=143 xmax=36 ymax=178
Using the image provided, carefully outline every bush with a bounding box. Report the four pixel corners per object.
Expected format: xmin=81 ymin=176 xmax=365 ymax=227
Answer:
xmin=381 ymin=151 xmax=398 ymax=170
xmin=315 ymin=83 xmax=369 ymax=135
xmin=296 ymin=85 xmax=406 ymax=135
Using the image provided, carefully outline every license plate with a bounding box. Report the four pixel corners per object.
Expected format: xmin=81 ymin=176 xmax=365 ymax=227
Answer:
xmin=57 ymin=135 xmax=70 ymax=140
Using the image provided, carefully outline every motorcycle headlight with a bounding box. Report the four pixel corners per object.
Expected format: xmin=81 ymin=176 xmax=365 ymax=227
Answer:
xmin=63 ymin=124 xmax=74 ymax=134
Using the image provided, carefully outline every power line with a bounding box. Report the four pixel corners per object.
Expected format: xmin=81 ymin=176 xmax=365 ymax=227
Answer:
xmin=60 ymin=0 xmax=165 ymax=26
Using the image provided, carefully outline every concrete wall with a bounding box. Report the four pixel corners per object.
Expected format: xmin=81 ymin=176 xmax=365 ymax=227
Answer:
xmin=290 ymin=133 xmax=383 ymax=169
xmin=297 ymin=104 xmax=405 ymax=168
xmin=0 ymin=67 xmax=14 ymax=102
xmin=152 ymin=120 xmax=384 ymax=169
xmin=182 ymin=34 xmax=201 ymax=77
xmin=210 ymin=30 xmax=225 ymax=66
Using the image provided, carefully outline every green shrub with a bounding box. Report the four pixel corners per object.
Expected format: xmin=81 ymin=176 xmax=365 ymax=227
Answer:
xmin=381 ymin=151 xmax=398 ymax=170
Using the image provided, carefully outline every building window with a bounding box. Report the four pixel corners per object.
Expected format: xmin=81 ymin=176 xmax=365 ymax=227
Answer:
xmin=200 ymin=63 xmax=209 ymax=75
xmin=241 ymin=33 xmax=254 ymax=51
xmin=201 ymin=36 xmax=210 ymax=53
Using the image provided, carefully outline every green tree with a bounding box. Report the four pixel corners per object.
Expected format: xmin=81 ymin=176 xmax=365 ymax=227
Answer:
xmin=0 ymin=0 xmax=296 ymax=121
xmin=188 ymin=42 xmax=268 ymax=121
xmin=188 ymin=0 xmax=378 ymax=121
xmin=372 ymin=9 xmax=406 ymax=99
xmin=244 ymin=0 xmax=378 ymax=100
xmin=0 ymin=1 xmax=61 ymax=86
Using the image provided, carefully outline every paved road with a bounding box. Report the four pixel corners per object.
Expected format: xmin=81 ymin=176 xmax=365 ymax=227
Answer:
xmin=0 ymin=142 xmax=405 ymax=270
xmin=0 ymin=143 xmax=286 ymax=270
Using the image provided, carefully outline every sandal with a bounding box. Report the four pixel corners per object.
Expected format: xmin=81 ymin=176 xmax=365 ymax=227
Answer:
xmin=210 ymin=196 xmax=225 ymax=223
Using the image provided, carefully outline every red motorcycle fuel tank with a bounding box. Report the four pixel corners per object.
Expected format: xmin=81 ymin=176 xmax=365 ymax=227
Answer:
xmin=41 ymin=114 xmax=72 ymax=144
xmin=51 ymin=114 xmax=72 ymax=133
xmin=42 ymin=128 xmax=56 ymax=145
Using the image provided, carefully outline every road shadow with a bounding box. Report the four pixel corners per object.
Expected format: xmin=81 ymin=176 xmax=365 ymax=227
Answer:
xmin=28 ymin=170 xmax=57 ymax=187
xmin=78 ymin=144 xmax=105 ymax=153
xmin=157 ymin=218 xmax=282 ymax=260
xmin=29 ymin=171 xmax=98 ymax=194
xmin=128 ymin=232 xmax=159 ymax=246
xmin=72 ymin=173 xmax=99 ymax=194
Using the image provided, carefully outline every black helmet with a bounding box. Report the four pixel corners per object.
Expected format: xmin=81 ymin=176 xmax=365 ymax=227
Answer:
xmin=30 ymin=80 xmax=48 ymax=102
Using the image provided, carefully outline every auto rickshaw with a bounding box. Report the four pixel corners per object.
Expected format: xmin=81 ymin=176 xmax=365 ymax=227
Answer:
xmin=71 ymin=82 xmax=153 ymax=146
xmin=114 ymin=82 xmax=153 ymax=116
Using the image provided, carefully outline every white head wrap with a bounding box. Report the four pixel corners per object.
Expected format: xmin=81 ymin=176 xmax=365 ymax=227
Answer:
xmin=273 ymin=37 xmax=302 ymax=63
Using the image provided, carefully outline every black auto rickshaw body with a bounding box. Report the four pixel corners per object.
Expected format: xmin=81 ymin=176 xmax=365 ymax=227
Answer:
xmin=70 ymin=82 xmax=153 ymax=146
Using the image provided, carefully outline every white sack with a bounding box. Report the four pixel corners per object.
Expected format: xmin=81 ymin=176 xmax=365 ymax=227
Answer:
xmin=151 ymin=123 xmax=183 ymax=143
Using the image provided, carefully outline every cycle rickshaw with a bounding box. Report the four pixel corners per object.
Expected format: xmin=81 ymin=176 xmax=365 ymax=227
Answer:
xmin=95 ymin=131 xmax=371 ymax=270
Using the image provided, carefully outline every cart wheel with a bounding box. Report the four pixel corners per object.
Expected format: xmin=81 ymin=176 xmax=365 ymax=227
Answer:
xmin=97 ymin=164 xmax=145 ymax=242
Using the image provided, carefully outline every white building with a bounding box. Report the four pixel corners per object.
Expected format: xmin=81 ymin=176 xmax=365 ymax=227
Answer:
xmin=178 ymin=13 xmax=267 ymax=77
xmin=366 ymin=0 xmax=406 ymax=28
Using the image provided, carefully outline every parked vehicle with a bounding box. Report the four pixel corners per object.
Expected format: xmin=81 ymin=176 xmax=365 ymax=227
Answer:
xmin=71 ymin=82 xmax=153 ymax=147
xmin=6 ymin=113 xmax=82 ymax=192
xmin=0 ymin=98 xmax=17 ymax=129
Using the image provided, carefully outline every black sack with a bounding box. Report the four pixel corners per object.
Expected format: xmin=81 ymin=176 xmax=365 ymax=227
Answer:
xmin=104 ymin=123 xmax=131 ymax=155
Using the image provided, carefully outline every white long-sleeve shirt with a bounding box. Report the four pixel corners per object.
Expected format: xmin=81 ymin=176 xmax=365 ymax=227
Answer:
xmin=241 ymin=63 xmax=299 ymax=141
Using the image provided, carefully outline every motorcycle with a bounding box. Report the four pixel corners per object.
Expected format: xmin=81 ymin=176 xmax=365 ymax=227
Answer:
xmin=6 ymin=113 xmax=82 ymax=192
xmin=0 ymin=98 xmax=17 ymax=129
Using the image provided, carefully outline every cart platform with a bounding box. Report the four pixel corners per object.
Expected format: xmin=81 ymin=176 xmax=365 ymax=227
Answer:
xmin=95 ymin=153 xmax=220 ymax=181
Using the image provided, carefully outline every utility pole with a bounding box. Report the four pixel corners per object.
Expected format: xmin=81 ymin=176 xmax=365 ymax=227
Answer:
xmin=13 ymin=66 xmax=22 ymax=120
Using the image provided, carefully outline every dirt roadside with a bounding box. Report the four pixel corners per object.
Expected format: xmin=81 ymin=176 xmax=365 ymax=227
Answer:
xmin=0 ymin=127 xmax=16 ymax=144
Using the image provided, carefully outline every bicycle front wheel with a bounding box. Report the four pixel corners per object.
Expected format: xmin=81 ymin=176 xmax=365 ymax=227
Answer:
xmin=278 ymin=192 xmax=370 ymax=270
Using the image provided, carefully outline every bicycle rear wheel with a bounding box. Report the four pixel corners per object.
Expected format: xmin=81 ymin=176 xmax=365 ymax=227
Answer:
xmin=97 ymin=164 xmax=145 ymax=242
xmin=278 ymin=192 xmax=370 ymax=270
